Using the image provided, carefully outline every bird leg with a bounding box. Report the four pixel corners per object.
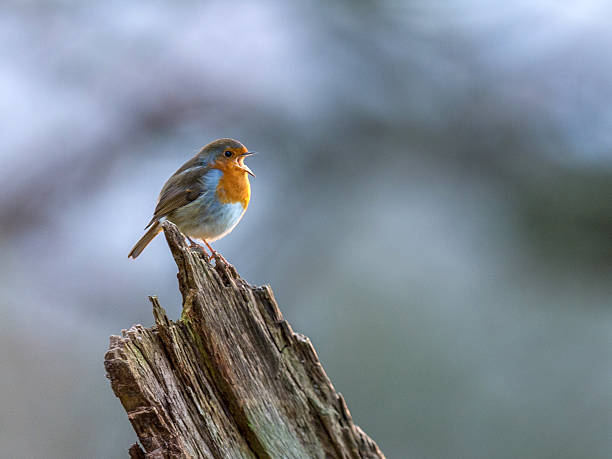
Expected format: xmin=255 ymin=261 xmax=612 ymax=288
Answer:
xmin=184 ymin=235 xmax=228 ymax=264
xmin=203 ymin=239 xmax=229 ymax=264
xmin=185 ymin=235 xmax=210 ymax=259
xmin=185 ymin=235 xmax=200 ymax=248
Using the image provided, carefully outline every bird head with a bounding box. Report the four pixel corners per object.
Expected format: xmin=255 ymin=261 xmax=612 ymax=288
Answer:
xmin=201 ymin=138 xmax=255 ymax=177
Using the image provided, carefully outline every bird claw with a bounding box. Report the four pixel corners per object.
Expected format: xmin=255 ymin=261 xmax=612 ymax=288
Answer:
xmin=210 ymin=251 xmax=229 ymax=265
xmin=190 ymin=243 xmax=208 ymax=258
xmin=184 ymin=235 xmax=228 ymax=264
xmin=184 ymin=236 xmax=209 ymax=259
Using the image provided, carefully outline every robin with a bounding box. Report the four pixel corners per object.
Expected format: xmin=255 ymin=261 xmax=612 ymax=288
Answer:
xmin=128 ymin=138 xmax=255 ymax=260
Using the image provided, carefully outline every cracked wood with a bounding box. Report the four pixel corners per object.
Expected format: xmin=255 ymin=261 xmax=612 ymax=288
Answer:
xmin=104 ymin=221 xmax=385 ymax=458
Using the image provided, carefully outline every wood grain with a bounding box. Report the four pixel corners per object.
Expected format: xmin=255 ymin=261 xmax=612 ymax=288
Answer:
xmin=105 ymin=221 xmax=385 ymax=458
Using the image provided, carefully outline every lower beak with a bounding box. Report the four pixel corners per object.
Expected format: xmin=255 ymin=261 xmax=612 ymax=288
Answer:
xmin=240 ymin=164 xmax=255 ymax=177
xmin=238 ymin=152 xmax=256 ymax=177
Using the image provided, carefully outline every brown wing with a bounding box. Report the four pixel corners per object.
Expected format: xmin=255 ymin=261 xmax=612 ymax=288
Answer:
xmin=144 ymin=165 xmax=209 ymax=229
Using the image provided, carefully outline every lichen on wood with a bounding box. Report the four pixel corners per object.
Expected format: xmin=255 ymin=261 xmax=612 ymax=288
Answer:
xmin=104 ymin=221 xmax=384 ymax=458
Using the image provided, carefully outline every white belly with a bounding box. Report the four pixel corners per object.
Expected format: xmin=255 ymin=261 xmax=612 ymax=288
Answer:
xmin=168 ymin=197 xmax=246 ymax=242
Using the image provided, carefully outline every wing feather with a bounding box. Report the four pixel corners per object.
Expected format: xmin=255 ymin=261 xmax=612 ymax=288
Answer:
xmin=145 ymin=165 xmax=209 ymax=228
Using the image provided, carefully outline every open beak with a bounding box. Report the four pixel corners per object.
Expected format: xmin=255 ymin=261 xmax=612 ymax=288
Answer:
xmin=237 ymin=151 xmax=256 ymax=177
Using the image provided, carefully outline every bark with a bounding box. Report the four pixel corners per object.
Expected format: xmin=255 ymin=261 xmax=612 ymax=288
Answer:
xmin=104 ymin=221 xmax=385 ymax=458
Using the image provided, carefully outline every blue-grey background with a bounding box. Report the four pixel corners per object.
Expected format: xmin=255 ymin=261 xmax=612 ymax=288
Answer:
xmin=1 ymin=2 xmax=611 ymax=458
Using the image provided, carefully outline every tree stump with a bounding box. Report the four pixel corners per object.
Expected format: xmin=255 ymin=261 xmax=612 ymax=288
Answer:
xmin=104 ymin=221 xmax=385 ymax=458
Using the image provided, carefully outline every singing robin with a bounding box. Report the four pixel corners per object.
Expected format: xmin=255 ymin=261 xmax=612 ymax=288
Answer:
xmin=128 ymin=138 xmax=255 ymax=260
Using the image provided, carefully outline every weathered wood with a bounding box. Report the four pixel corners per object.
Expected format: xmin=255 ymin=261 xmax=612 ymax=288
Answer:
xmin=104 ymin=221 xmax=384 ymax=458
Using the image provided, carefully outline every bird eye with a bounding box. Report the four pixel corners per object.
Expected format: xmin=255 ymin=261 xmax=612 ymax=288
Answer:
xmin=224 ymin=150 xmax=232 ymax=158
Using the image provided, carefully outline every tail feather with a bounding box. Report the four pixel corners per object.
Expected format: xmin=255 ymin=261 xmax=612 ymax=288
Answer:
xmin=128 ymin=221 xmax=162 ymax=259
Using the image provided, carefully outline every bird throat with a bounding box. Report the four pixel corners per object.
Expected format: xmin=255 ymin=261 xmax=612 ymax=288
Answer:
xmin=215 ymin=164 xmax=251 ymax=209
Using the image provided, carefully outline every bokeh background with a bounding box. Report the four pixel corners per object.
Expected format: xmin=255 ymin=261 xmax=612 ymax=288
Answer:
xmin=1 ymin=1 xmax=611 ymax=458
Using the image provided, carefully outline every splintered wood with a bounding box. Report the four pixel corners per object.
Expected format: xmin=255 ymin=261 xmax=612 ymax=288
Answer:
xmin=105 ymin=221 xmax=384 ymax=459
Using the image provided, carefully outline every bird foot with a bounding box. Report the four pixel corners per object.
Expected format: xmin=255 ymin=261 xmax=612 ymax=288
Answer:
xmin=209 ymin=250 xmax=229 ymax=265
xmin=184 ymin=236 xmax=210 ymax=259
xmin=189 ymin=243 xmax=208 ymax=258
xmin=184 ymin=236 xmax=228 ymax=264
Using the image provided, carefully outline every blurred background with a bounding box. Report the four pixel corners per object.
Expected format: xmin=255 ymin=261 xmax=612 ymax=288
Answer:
xmin=1 ymin=1 xmax=611 ymax=458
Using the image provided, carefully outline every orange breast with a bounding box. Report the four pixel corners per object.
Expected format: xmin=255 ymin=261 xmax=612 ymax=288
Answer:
xmin=215 ymin=163 xmax=251 ymax=209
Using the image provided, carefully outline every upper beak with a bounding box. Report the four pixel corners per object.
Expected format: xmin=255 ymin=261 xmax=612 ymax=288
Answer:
xmin=238 ymin=151 xmax=256 ymax=177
